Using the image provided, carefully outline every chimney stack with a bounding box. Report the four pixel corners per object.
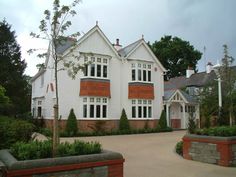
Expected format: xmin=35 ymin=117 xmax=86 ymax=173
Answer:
xmin=206 ymin=62 xmax=213 ymax=73
xmin=186 ymin=66 xmax=195 ymax=78
xmin=113 ymin=38 xmax=122 ymax=51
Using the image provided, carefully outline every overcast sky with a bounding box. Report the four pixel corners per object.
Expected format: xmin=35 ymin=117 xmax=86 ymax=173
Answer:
xmin=1 ymin=0 xmax=235 ymax=76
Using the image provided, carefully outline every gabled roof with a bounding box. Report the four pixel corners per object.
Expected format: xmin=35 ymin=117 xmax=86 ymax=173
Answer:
xmin=55 ymin=38 xmax=76 ymax=54
xmin=118 ymin=39 xmax=166 ymax=72
xmin=118 ymin=39 xmax=142 ymax=57
xmin=164 ymin=89 xmax=197 ymax=104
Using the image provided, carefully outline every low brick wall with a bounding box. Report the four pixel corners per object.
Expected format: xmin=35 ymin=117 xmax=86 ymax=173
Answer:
xmin=0 ymin=150 xmax=124 ymax=177
xmin=44 ymin=119 xmax=158 ymax=132
xmin=183 ymin=134 xmax=236 ymax=167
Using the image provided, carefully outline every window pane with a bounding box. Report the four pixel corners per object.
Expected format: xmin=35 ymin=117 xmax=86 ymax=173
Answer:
xmin=103 ymin=98 xmax=107 ymax=103
xmin=131 ymin=63 xmax=135 ymax=68
xmin=83 ymin=98 xmax=87 ymax=102
xmin=96 ymin=98 xmax=101 ymax=103
xmin=91 ymin=64 xmax=95 ymax=76
xmin=90 ymin=98 xmax=94 ymax=102
xmin=102 ymin=105 xmax=107 ymax=118
xmin=138 ymin=106 xmax=142 ymax=118
xmin=103 ymin=65 xmax=107 ymax=78
xmin=90 ymin=105 xmax=94 ymax=118
xmin=138 ymin=69 xmax=141 ymax=81
xmin=138 ymin=63 xmax=141 ymax=68
xmin=103 ymin=58 xmax=107 ymax=63
xmin=143 ymin=70 xmax=146 ymax=81
xmin=132 ymin=100 xmax=136 ymax=104
xmin=148 ymin=70 xmax=151 ymax=81
xmin=91 ymin=57 xmax=95 ymax=62
xmin=132 ymin=69 xmax=135 ymax=81
xmin=143 ymin=100 xmax=147 ymax=104
xmin=83 ymin=105 xmax=87 ymax=118
xmin=148 ymin=64 xmax=151 ymax=69
xmin=97 ymin=64 xmax=101 ymax=77
xmin=143 ymin=64 xmax=146 ymax=68
xmin=138 ymin=100 xmax=142 ymax=104
xmin=84 ymin=65 xmax=88 ymax=76
xmin=96 ymin=105 xmax=100 ymax=118
xmin=148 ymin=106 xmax=152 ymax=118
xmin=97 ymin=58 xmax=101 ymax=62
xmin=143 ymin=106 xmax=147 ymax=118
xmin=132 ymin=106 xmax=136 ymax=118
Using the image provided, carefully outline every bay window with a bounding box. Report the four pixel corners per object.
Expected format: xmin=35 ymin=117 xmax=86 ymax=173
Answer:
xmin=83 ymin=97 xmax=108 ymax=118
xmin=131 ymin=99 xmax=152 ymax=118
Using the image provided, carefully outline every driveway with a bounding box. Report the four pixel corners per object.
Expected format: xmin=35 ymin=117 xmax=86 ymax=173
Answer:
xmin=61 ymin=131 xmax=236 ymax=177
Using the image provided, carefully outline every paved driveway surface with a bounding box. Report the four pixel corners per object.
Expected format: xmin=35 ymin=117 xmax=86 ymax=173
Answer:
xmin=61 ymin=131 xmax=236 ymax=177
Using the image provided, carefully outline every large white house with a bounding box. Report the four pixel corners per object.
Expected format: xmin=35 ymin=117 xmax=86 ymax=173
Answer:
xmin=31 ymin=24 xmax=166 ymax=131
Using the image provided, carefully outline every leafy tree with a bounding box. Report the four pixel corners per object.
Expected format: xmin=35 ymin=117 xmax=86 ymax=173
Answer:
xmin=219 ymin=44 xmax=235 ymax=126
xmin=158 ymin=110 xmax=167 ymax=129
xmin=119 ymin=109 xmax=130 ymax=131
xmin=0 ymin=85 xmax=11 ymax=114
xmin=28 ymin=0 xmax=81 ymax=156
xmin=65 ymin=109 xmax=78 ymax=136
xmin=0 ymin=19 xmax=30 ymax=115
xmin=199 ymin=82 xmax=218 ymax=127
xmin=149 ymin=36 xmax=202 ymax=80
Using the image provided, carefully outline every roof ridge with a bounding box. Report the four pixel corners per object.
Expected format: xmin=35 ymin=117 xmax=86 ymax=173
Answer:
xmin=118 ymin=38 xmax=142 ymax=52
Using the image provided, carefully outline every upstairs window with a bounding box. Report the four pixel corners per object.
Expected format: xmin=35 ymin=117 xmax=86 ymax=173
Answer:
xmin=84 ymin=55 xmax=109 ymax=79
xmin=131 ymin=63 xmax=152 ymax=82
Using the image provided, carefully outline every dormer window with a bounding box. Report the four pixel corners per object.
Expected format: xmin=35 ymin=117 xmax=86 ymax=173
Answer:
xmin=131 ymin=62 xmax=152 ymax=82
xmin=84 ymin=55 xmax=109 ymax=79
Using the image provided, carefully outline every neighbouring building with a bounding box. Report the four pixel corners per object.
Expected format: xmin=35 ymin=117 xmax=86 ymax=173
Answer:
xmin=164 ymin=63 xmax=217 ymax=129
xmin=31 ymin=24 xmax=166 ymax=131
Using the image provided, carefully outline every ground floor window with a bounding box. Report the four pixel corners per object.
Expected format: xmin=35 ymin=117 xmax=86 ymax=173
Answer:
xmin=131 ymin=99 xmax=152 ymax=118
xmin=83 ymin=97 xmax=108 ymax=118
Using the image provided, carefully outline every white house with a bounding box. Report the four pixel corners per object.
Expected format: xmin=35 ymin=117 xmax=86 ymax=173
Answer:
xmin=31 ymin=24 xmax=166 ymax=131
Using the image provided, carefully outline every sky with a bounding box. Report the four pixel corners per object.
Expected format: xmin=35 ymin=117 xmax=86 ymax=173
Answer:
xmin=0 ymin=0 xmax=235 ymax=76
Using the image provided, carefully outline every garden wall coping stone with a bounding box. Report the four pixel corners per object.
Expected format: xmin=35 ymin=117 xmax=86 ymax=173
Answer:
xmin=0 ymin=149 xmax=123 ymax=171
xmin=184 ymin=134 xmax=236 ymax=141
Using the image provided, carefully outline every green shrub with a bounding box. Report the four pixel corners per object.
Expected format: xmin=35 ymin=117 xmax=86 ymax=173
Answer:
xmin=0 ymin=116 xmax=35 ymax=149
xmin=39 ymin=128 xmax=53 ymax=137
xmin=119 ymin=109 xmax=130 ymax=131
xmin=158 ymin=110 xmax=167 ymax=129
xmin=195 ymin=126 xmax=236 ymax=137
xmin=10 ymin=140 xmax=102 ymax=160
xmin=175 ymin=141 xmax=183 ymax=156
xmin=65 ymin=109 xmax=78 ymax=137
xmin=188 ymin=112 xmax=197 ymax=134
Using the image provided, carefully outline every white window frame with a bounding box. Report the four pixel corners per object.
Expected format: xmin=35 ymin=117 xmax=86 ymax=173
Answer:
xmin=131 ymin=62 xmax=152 ymax=83
xmin=83 ymin=55 xmax=109 ymax=79
xmin=82 ymin=97 xmax=108 ymax=119
xmin=131 ymin=99 xmax=153 ymax=119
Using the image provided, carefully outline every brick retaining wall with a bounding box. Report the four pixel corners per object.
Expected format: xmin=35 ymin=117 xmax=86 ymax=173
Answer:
xmin=0 ymin=150 xmax=124 ymax=177
xmin=183 ymin=134 xmax=236 ymax=167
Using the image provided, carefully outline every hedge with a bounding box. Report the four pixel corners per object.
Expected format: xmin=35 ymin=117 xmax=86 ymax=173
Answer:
xmin=194 ymin=126 xmax=236 ymax=137
xmin=10 ymin=140 xmax=102 ymax=160
xmin=0 ymin=116 xmax=35 ymax=149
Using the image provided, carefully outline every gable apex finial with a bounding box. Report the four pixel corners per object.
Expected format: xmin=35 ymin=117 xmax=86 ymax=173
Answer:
xmin=142 ymin=34 xmax=144 ymax=39
xmin=96 ymin=21 xmax=98 ymax=26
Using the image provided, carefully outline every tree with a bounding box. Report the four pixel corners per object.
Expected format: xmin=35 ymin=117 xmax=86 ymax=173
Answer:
xmin=149 ymin=36 xmax=202 ymax=80
xmin=28 ymin=0 xmax=81 ymax=156
xmin=158 ymin=110 xmax=167 ymax=129
xmin=219 ymin=44 xmax=235 ymax=126
xmin=199 ymin=82 xmax=218 ymax=127
xmin=187 ymin=111 xmax=197 ymax=134
xmin=119 ymin=109 xmax=130 ymax=131
xmin=0 ymin=85 xmax=11 ymax=114
xmin=0 ymin=19 xmax=30 ymax=115
xmin=65 ymin=108 xmax=78 ymax=136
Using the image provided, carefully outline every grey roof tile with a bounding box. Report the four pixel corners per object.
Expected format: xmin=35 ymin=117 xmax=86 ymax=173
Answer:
xmin=118 ymin=39 xmax=142 ymax=57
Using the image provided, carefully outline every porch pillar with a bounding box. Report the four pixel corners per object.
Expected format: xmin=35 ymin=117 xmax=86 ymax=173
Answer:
xmin=166 ymin=103 xmax=170 ymax=127
xmin=181 ymin=102 xmax=186 ymax=129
